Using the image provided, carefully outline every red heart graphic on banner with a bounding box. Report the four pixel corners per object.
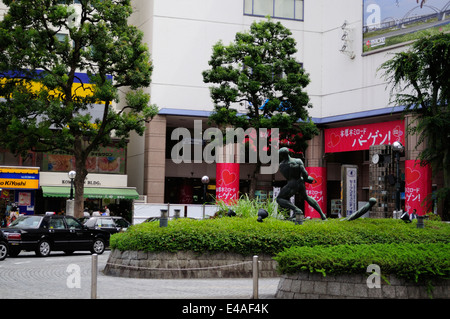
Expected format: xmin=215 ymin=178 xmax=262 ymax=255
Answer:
xmin=328 ymin=133 xmax=340 ymax=148
xmin=309 ymin=173 xmax=323 ymax=188
xmin=221 ymin=170 xmax=237 ymax=186
xmin=406 ymin=167 xmax=421 ymax=185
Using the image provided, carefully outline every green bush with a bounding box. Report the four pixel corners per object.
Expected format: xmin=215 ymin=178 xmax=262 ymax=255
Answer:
xmin=215 ymin=195 xmax=284 ymax=219
xmin=274 ymin=243 xmax=450 ymax=283
xmin=110 ymin=217 xmax=450 ymax=257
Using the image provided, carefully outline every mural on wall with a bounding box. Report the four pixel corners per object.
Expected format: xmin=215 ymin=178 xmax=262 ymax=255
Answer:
xmin=42 ymin=145 xmax=126 ymax=174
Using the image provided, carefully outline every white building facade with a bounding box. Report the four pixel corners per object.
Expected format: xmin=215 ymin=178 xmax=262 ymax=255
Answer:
xmin=128 ymin=0 xmax=449 ymax=217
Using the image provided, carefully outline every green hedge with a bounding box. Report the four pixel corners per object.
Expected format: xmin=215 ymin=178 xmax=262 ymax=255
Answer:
xmin=110 ymin=217 xmax=450 ymax=257
xmin=274 ymin=243 xmax=450 ymax=283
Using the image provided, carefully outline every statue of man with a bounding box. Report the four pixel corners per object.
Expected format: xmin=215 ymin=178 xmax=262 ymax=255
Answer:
xmin=276 ymin=147 xmax=327 ymax=222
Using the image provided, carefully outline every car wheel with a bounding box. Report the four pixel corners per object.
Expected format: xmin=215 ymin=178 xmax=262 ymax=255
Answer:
xmin=36 ymin=240 xmax=51 ymax=257
xmin=0 ymin=242 xmax=8 ymax=261
xmin=91 ymin=238 xmax=105 ymax=255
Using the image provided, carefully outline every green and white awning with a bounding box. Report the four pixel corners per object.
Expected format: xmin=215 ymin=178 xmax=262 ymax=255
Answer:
xmin=41 ymin=186 xmax=140 ymax=200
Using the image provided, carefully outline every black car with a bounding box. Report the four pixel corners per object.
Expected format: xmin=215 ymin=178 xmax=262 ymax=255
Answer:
xmin=83 ymin=216 xmax=131 ymax=235
xmin=2 ymin=215 xmax=109 ymax=257
xmin=0 ymin=231 xmax=8 ymax=261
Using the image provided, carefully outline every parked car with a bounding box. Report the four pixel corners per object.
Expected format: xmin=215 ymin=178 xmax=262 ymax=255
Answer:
xmin=2 ymin=215 xmax=109 ymax=257
xmin=83 ymin=216 xmax=131 ymax=235
xmin=0 ymin=231 xmax=8 ymax=261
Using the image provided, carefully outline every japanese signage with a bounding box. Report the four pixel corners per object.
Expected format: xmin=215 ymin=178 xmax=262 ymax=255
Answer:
xmin=0 ymin=167 xmax=40 ymax=189
xmin=405 ymin=160 xmax=432 ymax=215
xmin=216 ymin=163 xmax=240 ymax=204
xmin=305 ymin=167 xmax=327 ymax=219
xmin=342 ymin=165 xmax=358 ymax=217
xmin=325 ymin=120 xmax=405 ymax=153
xmin=363 ymin=0 xmax=450 ymax=53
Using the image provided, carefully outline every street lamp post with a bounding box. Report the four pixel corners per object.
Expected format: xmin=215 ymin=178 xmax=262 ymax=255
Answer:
xmin=201 ymin=176 xmax=209 ymax=219
xmin=392 ymin=142 xmax=404 ymax=213
xmin=66 ymin=170 xmax=76 ymax=217
xmin=201 ymin=175 xmax=210 ymax=204
xmin=68 ymin=170 xmax=76 ymax=200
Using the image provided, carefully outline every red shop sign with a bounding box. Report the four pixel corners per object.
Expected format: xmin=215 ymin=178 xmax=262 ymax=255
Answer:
xmin=216 ymin=163 xmax=240 ymax=204
xmin=405 ymin=160 xmax=432 ymax=215
xmin=305 ymin=167 xmax=327 ymax=219
xmin=325 ymin=120 xmax=405 ymax=153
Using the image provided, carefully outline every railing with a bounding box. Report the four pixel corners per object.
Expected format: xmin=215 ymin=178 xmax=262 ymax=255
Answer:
xmin=91 ymin=254 xmax=261 ymax=299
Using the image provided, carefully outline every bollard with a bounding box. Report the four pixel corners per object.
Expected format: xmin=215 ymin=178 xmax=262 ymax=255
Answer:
xmin=160 ymin=209 xmax=168 ymax=227
xmin=174 ymin=209 xmax=180 ymax=219
xmin=91 ymin=254 xmax=98 ymax=299
xmin=417 ymin=215 xmax=425 ymax=228
xmin=252 ymin=255 xmax=259 ymax=299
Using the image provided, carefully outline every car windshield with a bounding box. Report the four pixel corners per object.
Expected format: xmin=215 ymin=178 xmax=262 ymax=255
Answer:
xmin=9 ymin=216 xmax=43 ymax=229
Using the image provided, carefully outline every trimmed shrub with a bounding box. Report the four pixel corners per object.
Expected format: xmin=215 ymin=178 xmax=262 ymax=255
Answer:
xmin=274 ymin=243 xmax=450 ymax=283
xmin=110 ymin=217 xmax=450 ymax=257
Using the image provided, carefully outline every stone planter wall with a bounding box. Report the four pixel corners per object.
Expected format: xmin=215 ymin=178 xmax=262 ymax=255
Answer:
xmin=276 ymin=273 xmax=450 ymax=299
xmin=103 ymin=249 xmax=279 ymax=279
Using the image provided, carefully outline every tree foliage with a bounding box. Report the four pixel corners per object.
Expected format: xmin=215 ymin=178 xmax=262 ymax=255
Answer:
xmin=202 ymin=19 xmax=318 ymax=195
xmin=0 ymin=0 xmax=158 ymax=217
xmin=379 ymin=32 xmax=450 ymax=213
xmin=203 ymin=19 xmax=316 ymax=135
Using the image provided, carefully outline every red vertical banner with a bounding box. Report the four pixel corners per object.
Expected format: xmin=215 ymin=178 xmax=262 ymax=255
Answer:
xmin=405 ymin=160 xmax=432 ymax=216
xmin=216 ymin=163 xmax=240 ymax=204
xmin=305 ymin=167 xmax=327 ymax=219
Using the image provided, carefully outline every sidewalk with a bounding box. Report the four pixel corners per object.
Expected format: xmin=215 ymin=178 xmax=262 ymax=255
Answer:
xmin=95 ymin=272 xmax=280 ymax=299
xmin=93 ymin=252 xmax=279 ymax=299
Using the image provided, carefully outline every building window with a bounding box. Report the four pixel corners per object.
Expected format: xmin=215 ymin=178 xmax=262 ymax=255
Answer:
xmin=244 ymin=0 xmax=304 ymax=21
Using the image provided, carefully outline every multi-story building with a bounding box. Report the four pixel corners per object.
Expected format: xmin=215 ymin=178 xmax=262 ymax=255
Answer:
xmin=0 ymin=1 xmax=140 ymax=219
xmin=128 ymin=0 xmax=448 ymax=217
xmin=1 ymin=1 xmax=447 ymax=219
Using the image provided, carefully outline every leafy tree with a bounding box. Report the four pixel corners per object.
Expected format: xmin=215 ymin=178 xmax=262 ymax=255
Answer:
xmin=380 ymin=32 xmax=450 ymax=216
xmin=202 ymin=18 xmax=318 ymax=196
xmin=0 ymin=0 xmax=158 ymax=217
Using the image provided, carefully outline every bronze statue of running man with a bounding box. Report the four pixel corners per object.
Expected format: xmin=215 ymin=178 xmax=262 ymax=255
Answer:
xmin=276 ymin=147 xmax=327 ymax=223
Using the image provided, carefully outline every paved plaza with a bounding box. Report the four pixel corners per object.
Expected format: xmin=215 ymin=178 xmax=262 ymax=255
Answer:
xmin=0 ymin=250 xmax=279 ymax=299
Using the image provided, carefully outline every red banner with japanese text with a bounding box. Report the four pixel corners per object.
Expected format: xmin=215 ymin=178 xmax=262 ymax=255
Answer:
xmin=305 ymin=167 xmax=327 ymax=219
xmin=216 ymin=163 xmax=240 ymax=204
xmin=325 ymin=120 xmax=405 ymax=153
xmin=405 ymin=160 xmax=432 ymax=216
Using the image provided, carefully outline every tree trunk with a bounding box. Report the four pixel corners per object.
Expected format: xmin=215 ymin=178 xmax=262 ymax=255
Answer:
xmin=72 ymin=138 xmax=89 ymax=219
xmin=73 ymin=171 xmax=86 ymax=219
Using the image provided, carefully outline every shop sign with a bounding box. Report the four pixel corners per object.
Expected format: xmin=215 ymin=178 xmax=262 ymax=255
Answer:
xmin=342 ymin=165 xmax=358 ymax=217
xmin=305 ymin=167 xmax=327 ymax=219
xmin=405 ymin=160 xmax=432 ymax=215
xmin=325 ymin=120 xmax=405 ymax=153
xmin=216 ymin=163 xmax=239 ymax=204
xmin=0 ymin=167 xmax=40 ymax=189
